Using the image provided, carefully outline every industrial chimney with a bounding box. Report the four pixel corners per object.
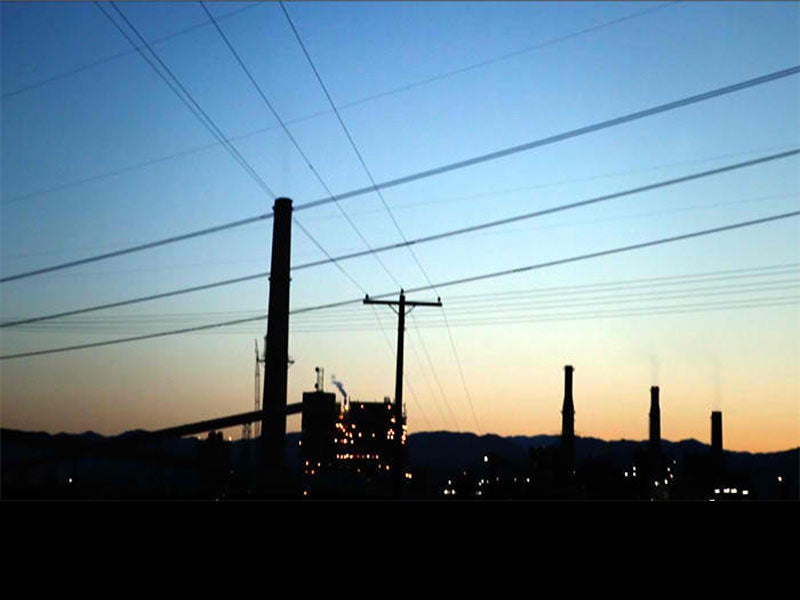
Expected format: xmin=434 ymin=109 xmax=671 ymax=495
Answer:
xmin=711 ymin=411 xmax=723 ymax=457
xmin=261 ymin=197 xmax=293 ymax=469
xmin=561 ymin=365 xmax=575 ymax=473
xmin=649 ymin=386 xmax=661 ymax=451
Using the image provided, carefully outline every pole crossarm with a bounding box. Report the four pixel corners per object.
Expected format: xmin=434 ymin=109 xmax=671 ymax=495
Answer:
xmin=363 ymin=295 xmax=443 ymax=308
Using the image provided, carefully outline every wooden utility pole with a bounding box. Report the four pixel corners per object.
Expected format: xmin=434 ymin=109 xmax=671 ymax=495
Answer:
xmin=364 ymin=289 xmax=442 ymax=497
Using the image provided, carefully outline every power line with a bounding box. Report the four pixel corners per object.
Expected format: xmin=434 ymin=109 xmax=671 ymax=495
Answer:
xmin=399 ymin=211 xmax=799 ymax=295
xmin=296 ymin=66 xmax=800 ymax=211
xmin=0 ymin=213 xmax=268 ymax=284
xmin=338 ymin=2 xmax=682 ymax=113
xmin=280 ymin=1 xmax=474 ymax=433
xmin=13 ymin=291 xmax=797 ymax=335
xmin=3 ymin=210 xmax=797 ymax=359
xmin=405 ymin=327 xmax=460 ymax=429
xmin=1 ymin=3 xmax=263 ymax=99
xmin=97 ymin=3 xmax=276 ymax=199
xmin=1 ymin=1 xmax=678 ymax=205
xmin=108 ymin=1 xmax=378 ymax=307
xmin=292 ymin=217 xmax=367 ymax=295
xmin=3 ymin=59 xmax=794 ymax=281
xmin=288 ymin=297 xmax=799 ymax=332
xmin=26 ymin=277 xmax=796 ymax=331
xmin=199 ymin=1 xmax=402 ymax=290
xmin=3 ymin=147 xmax=794 ymax=314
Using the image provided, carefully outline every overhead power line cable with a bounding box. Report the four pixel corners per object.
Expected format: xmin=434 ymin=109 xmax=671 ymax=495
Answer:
xmin=2 ymin=148 xmax=794 ymax=317
xmin=96 ymin=3 xmax=276 ymax=199
xmin=0 ymin=150 xmax=800 ymax=327
xmin=1 ymin=1 xmax=678 ymax=204
xmin=4 ymin=66 xmax=797 ymax=276
xmin=296 ymin=66 xmax=800 ymax=210
xmin=1 ymin=3 xmax=263 ymax=99
xmin=199 ymin=1 xmax=401 ymax=289
xmin=280 ymin=0 xmax=474 ymax=431
xmin=25 ymin=277 xmax=796 ymax=331
xmin=2 ymin=210 xmax=796 ymax=359
xmin=2 ymin=61 xmax=795 ymax=282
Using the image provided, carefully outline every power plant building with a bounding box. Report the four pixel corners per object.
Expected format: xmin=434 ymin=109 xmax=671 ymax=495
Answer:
xmin=301 ymin=390 xmax=406 ymax=498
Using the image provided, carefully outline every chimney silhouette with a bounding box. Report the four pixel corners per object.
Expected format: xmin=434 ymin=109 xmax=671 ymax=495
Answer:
xmin=262 ymin=197 xmax=293 ymax=469
xmin=711 ymin=411 xmax=723 ymax=457
xmin=561 ymin=365 xmax=575 ymax=473
xmin=649 ymin=386 xmax=661 ymax=451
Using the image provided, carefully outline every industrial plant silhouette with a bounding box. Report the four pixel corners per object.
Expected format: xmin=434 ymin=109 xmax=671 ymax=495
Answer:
xmin=1 ymin=198 xmax=797 ymax=500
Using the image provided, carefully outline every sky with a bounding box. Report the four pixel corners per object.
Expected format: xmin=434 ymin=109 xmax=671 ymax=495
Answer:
xmin=1 ymin=1 xmax=798 ymax=452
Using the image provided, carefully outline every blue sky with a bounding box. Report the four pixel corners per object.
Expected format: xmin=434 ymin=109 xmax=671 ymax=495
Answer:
xmin=1 ymin=2 xmax=798 ymax=450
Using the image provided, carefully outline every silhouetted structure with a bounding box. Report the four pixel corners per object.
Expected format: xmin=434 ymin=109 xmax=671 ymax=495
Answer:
xmin=262 ymin=197 xmax=293 ymax=470
xmin=301 ymin=390 xmax=338 ymax=465
xmin=622 ymin=386 xmax=673 ymax=499
xmin=711 ymin=411 xmax=723 ymax=460
xmin=200 ymin=431 xmax=231 ymax=498
xmin=560 ymin=365 xmax=575 ymax=476
xmin=363 ymin=290 xmax=441 ymax=497
xmin=299 ymin=381 xmax=406 ymax=498
xmin=649 ymin=386 xmax=661 ymax=452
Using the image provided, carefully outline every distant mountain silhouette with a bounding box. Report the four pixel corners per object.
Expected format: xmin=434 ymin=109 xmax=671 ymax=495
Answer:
xmin=2 ymin=427 xmax=796 ymax=499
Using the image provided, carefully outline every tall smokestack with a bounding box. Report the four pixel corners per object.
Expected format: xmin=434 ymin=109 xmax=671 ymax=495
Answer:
xmin=561 ymin=365 xmax=575 ymax=473
xmin=262 ymin=197 xmax=293 ymax=468
xmin=649 ymin=386 xmax=661 ymax=451
xmin=711 ymin=411 xmax=723 ymax=457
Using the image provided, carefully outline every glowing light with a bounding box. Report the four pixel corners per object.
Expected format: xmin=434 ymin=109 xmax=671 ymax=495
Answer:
xmin=624 ymin=472 xmax=629 ymax=478
xmin=743 ymin=490 xmax=749 ymax=496
xmin=303 ymin=491 xmax=308 ymax=497
xmin=655 ymin=481 xmax=659 ymax=487
xmin=664 ymin=479 xmax=668 ymax=485
xmin=778 ymin=476 xmax=783 ymax=483
xmin=526 ymin=477 xmax=530 ymax=483
xmin=714 ymin=489 xmax=720 ymax=494
xmin=724 ymin=488 xmax=730 ymax=494
xmin=483 ymin=455 xmax=489 ymax=463
xmin=68 ymin=478 xmax=73 ymax=484
xmin=731 ymin=488 xmax=738 ymax=494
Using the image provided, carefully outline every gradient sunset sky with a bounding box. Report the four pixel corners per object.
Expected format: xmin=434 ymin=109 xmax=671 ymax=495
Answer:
xmin=1 ymin=1 xmax=798 ymax=452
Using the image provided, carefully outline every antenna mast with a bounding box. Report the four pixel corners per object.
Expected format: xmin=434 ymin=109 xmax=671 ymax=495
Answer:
xmin=254 ymin=337 xmax=265 ymax=438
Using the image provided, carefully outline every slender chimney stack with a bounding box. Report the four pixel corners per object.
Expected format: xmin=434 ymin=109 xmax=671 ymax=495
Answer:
xmin=711 ymin=411 xmax=723 ymax=457
xmin=262 ymin=197 xmax=293 ymax=469
xmin=649 ymin=386 xmax=661 ymax=451
xmin=561 ymin=365 xmax=575 ymax=473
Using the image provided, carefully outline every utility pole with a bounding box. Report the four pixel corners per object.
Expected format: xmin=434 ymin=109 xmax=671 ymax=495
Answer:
xmin=364 ymin=289 xmax=442 ymax=497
